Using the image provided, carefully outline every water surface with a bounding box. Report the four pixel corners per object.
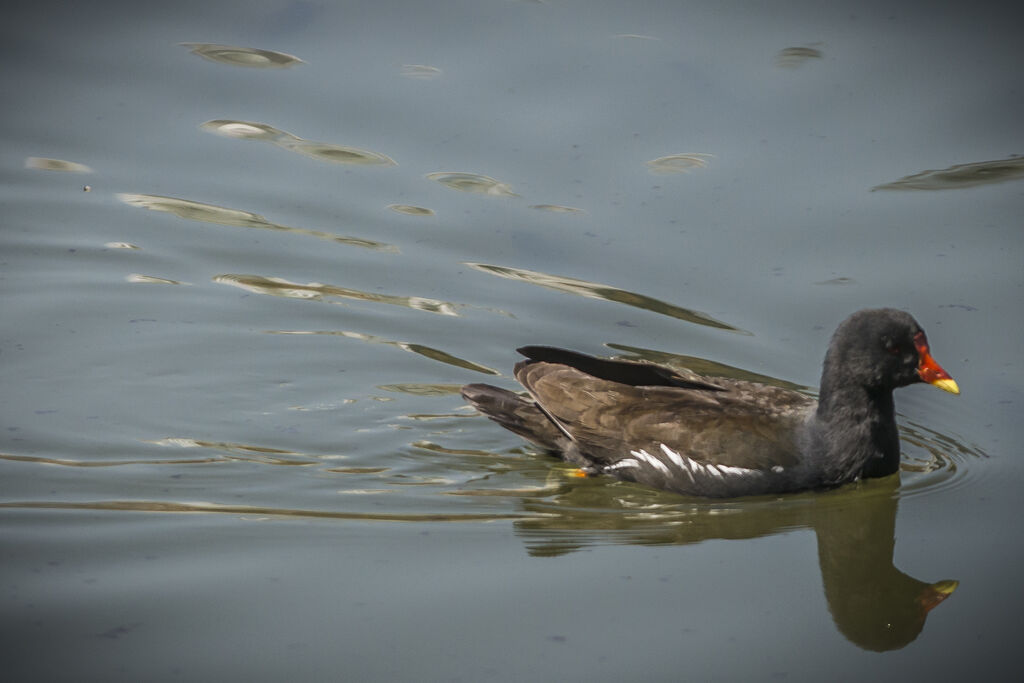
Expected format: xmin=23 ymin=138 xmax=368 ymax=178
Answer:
xmin=2 ymin=1 xmax=1022 ymax=681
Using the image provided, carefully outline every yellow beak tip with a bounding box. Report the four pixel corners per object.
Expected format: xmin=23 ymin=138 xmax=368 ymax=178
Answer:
xmin=932 ymin=378 xmax=960 ymax=395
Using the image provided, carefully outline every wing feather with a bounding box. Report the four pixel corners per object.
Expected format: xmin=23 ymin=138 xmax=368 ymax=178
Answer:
xmin=515 ymin=360 xmax=813 ymax=473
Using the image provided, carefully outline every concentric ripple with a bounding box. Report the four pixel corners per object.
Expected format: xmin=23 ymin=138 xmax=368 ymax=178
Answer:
xmin=896 ymin=420 xmax=988 ymax=499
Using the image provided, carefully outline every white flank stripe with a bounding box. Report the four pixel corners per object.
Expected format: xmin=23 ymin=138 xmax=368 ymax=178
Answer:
xmin=605 ymin=458 xmax=639 ymax=471
xmin=613 ymin=445 xmax=764 ymax=483
xmin=719 ymin=464 xmax=758 ymax=476
xmin=665 ymin=445 xmax=763 ymax=482
xmin=630 ymin=449 xmax=671 ymax=476
xmin=659 ymin=444 xmax=688 ymax=471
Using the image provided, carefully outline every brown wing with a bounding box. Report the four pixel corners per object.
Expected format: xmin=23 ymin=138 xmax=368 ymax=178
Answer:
xmin=514 ymin=360 xmax=814 ymax=473
xmin=517 ymin=345 xmax=728 ymax=391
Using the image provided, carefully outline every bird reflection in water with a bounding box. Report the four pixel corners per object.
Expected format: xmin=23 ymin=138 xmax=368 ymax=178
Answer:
xmin=507 ymin=458 xmax=956 ymax=651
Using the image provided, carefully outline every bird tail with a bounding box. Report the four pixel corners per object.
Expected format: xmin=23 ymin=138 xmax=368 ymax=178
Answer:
xmin=461 ymin=384 xmax=568 ymax=452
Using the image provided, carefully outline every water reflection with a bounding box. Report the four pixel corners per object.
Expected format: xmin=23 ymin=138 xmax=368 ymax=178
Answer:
xmin=25 ymin=157 xmax=93 ymax=172
xmin=201 ymin=119 xmax=396 ymax=166
xmin=465 ymin=262 xmax=748 ymax=333
xmin=612 ymin=34 xmax=660 ymax=41
xmin=118 ymin=193 xmax=396 ymax=251
xmin=181 ymin=43 xmax=304 ymax=68
xmin=0 ymin=500 xmax=529 ymax=523
xmin=147 ymin=438 xmax=321 ymax=465
xmin=509 ymin=474 xmax=955 ymax=651
xmin=0 ymin=438 xmax=319 ymax=467
xmin=872 ymin=155 xmax=1024 ymax=190
xmin=214 ymin=274 xmax=460 ymax=316
xmin=426 ymin=172 xmax=519 ymax=197
xmin=529 ymin=204 xmax=585 ymax=214
xmin=388 ymin=204 xmax=435 ymax=216
xmin=646 ymin=153 xmax=712 ymax=174
xmin=775 ymin=46 xmax=823 ymax=68
xmin=268 ymin=329 xmax=498 ymax=375
xmin=813 ymin=481 xmax=957 ymax=651
xmin=126 ymin=273 xmax=187 ymax=285
xmin=378 ymin=383 xmax=466 ymax=396
xmin=1 ymin=367 xmax=978 ymax=653
xmin=0 ymin=452 xmax=219 ymax=468
xmin=401 ymin=64 xmax=442 ymax=79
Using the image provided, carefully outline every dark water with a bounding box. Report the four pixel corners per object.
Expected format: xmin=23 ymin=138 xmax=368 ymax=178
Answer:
xmin=2 ymin=1 xmax=1022 ymax=680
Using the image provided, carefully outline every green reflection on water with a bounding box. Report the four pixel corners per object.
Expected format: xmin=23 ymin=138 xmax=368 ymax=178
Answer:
xmin=118 ymin=193 xmax=396 ymax=251
xmin=269 ymin=329 xmax=498 ymax=375
xmin=181 ymin=43 xmax=304 ymax=68
xmin=466 ymin=262 xmax=749 ymax=333
xmin=873 ymin=156 xmax=1024 ymax=190
xmin=214 ymin=274 xmax=459 ymax=316
xmin=201 ymin=119 xmax=396 ymax=166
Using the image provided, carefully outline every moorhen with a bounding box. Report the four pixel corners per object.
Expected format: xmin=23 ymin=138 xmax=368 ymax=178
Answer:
xmin=461 ymin=309 xmax=959 ymax=498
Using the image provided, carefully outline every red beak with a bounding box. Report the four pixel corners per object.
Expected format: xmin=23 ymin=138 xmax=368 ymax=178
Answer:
xmin=914 ymin=332 xmax=960 ymax=395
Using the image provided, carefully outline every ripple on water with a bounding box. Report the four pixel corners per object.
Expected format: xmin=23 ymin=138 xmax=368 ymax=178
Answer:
xmin=0 ymin=438 xmax=322 ymax=468
xmin=213 ymin=274 xmax=460 ymax=316
xmin=529 ymin=204 xmax=585 ymax=214
xmin=0 ymin=413 xmax=987 ymax=528
xmin=25 ymin=157 xmax=93 ymax=172
xmin=464 ymin=262 xmax=749 ymax=333
xmin=118 ymin=193 xmax=396 ymax=251
xmin=126 ymin=273 xmax=188 ymax=285
xmin=775 ymin=45 xmax=823 ymax=68
xmin=387 ymin=204 xmax=435 ymax=216
xmin=268 ymin=329 xmax=498 ymax=375
xmin=426 ymin=172 xmax=518 ymax=197
xmin=181 ymin=43 xmax=304 ymax=68
xmin=872 ymin=155 xmax=1024 ymax=191
xmin=400 ymin=64 xmax=442 ymax=79
xmin=897 ymin=420 xmax=988 ymax=499
xmin=201 ymin=119 xmax=396 ymax=166
xmin=646 ymin=153 xmax=713 ymax=174
xmin=0 ymin=500 xmax=532 ymax=523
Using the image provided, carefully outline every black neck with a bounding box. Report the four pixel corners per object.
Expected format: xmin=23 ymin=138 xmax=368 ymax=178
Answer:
xmin=814 ymin=382 xmax=900 ymax=483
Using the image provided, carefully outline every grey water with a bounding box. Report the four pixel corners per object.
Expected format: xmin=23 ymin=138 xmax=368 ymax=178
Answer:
xmin=2 ymin=1 xmax=1022 ymax=680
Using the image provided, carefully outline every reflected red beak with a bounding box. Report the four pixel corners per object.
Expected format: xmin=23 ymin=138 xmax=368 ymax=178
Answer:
xmin=918 ymin=579 xmax=959 ymax=614
xmin=914 ymin=332 xmax=960 ymax=395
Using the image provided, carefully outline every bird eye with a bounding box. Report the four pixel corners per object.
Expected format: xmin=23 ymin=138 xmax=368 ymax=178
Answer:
xmin=883 ymin=339 xmax=902 ymax=355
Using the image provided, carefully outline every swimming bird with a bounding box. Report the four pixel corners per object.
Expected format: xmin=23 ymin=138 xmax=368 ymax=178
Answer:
xmin=461 ymin=309 xmax=959 ymax=498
